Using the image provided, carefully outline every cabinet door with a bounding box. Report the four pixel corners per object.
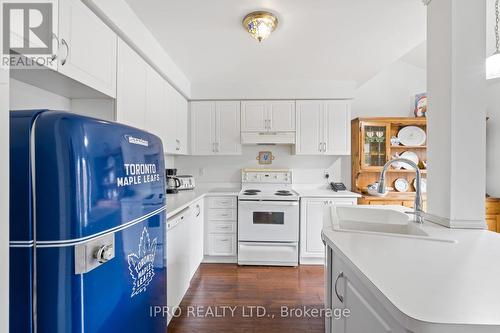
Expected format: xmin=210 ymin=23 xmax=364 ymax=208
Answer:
xmin=164 ymin=82 xmax=178 ymax=154
xmin=174 ymin=89 xmax=188 ymax=154
xmin=116 ymin=39 xmax=146 ymax=128
xmin=324 ymin=101 xmax=351 ymax=155
xmin=301 ymin=199 xmax=326 ymax=259
xmin=295 ymin=101 xmax=323 ymax=154
xmin=216 ymin=101 xmax=241 ymax=155
xmin=241 ymin=101 xmax=267 ymax=131
xmin=58 ymin=0 xmax=117 ymax=97
xmin=144 ymin=66 xmax=167 ymax=147
xmin=267 ymin=101 xmax=295 ymax=132
xmin=344 ymin=280 xmax=395 ymax=333
xmin=188 ymin=200 xmax=204 ymax=279
xmin=208 ymin=234 xmax=236 ymax=256
xmin=190 ymin=101 xmax=216 ymax=155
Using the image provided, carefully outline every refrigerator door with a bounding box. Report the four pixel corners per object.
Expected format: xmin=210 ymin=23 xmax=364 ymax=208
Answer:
xmin=11 ymin=110 xmax=167 ymax=333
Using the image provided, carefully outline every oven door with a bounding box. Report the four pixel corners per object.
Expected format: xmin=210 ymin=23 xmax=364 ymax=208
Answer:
xmin=238 ymin=200 xmax=299 ymax=242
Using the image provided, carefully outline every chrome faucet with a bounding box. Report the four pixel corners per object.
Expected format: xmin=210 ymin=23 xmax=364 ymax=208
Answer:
xmin=378 ymin=158 xmax=424 ymax=224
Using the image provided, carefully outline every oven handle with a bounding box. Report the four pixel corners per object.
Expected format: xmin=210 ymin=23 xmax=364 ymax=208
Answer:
xmin=238 ymin=200 xmax=299 ymax=206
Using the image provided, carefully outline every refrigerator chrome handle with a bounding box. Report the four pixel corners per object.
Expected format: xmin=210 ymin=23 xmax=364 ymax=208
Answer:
xmin=75 ymin=233 xmax=115 ymax=274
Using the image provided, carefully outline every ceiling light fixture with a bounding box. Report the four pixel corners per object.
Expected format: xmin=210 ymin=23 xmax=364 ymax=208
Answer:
xmin=242 ymin=11 xmax=278 ymax=42
xmin=487 ymin=0 xmax=500 ymax=79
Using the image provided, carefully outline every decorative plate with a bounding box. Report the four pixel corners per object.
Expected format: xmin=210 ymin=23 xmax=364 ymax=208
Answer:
xmin=399 ymin=151 xmax=419 ymax=170
xmin=397 ymin=126 xmax=426 ymax=146
xmin=394 ymin=178 xmax=410 ymax=192
xmin=413 ymin=178 xmax=427 ymax=193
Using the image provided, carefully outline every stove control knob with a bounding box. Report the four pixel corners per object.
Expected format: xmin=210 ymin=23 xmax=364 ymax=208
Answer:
xmin=95 ymin=244 xmax=114 ymax=263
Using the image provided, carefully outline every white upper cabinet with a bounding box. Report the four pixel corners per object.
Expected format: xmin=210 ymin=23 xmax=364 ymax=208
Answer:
xmin=216 ymin=101 xmax=242 ymax=155
xmin=324 ymin=101 xmax=351 ymax=155
xmin=295 ymin=101 xmax=323 ymax=154
xmin=267 ymin=101 xmax=296 ymax=132
xmin=241 ymin=101 xmax=268 ymax=132
xmin=144 ymin=65 xmax=168 ymax=148
xmin=116 ymin=39 xmax=147 ymax=129
xmin=191 ymin=101 xmax=241 ymax=155
xmin=241 ymin=100 xmax=295 ymax=132
xmin=163 ymin=80 xmax=188 ymax=155
xmin=295 ymin=100 xmax=351 ymax=155
xmin=58 ymin=0 xmax=117 ymax=97
xmin=190 ymin=101 xmax=216 ymax=155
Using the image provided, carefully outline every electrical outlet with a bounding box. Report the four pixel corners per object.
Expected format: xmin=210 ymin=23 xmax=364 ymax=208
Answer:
xmin=199 ymin=168 xmax=205 ymax=176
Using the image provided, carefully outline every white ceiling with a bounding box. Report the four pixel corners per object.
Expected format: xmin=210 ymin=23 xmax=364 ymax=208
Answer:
xmin=125 ymin=0 xmax=426 ymax=86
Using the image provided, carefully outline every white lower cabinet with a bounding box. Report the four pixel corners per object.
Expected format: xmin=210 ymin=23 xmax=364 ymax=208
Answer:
xmin=326 ymin=248 xmax=407 ymax=333
xmin=204 ymin=196 xmax=238 ymax=261
xmin=166 ymin=199 xmax=204 ymax=326
xmin=300 ymin=198 xmax=356 ymax=264
xmin=208 ymin=234 xmax=237 ymax=256
xmin=166 ymin=207 xmax=191 ymax=325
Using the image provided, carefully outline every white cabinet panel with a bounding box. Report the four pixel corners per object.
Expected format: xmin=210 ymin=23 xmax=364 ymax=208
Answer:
xmin=295 ymin=101 xmax=323 ymax=154
xmin=188 ymin=199 xmax=204 ymax=279
xmin=324 ymin=101 xmax=351 ymax=155
xmin=208 ymin=197 xmax=237 ymax=209
xmin=190 ymin=101 xmax=241 ymax=155
xmin=301 ymin=198 xmax=356 ymax=263
xmin=208 ymin=234 xmax=237 ymax=256
xmin=268 ymin=101 xmax=295 ymax=131
xmin=165 ymin=83 xmax=188 ymax=154
xmin=296 ymin=100 xmax=351 ymax=156
xmin=242 ymin=100 xmax=295 ymax=133
xmin=190 ymin=101 xmax=216 ymax=155
xmin=116 ymin=39 xmax=146 ymax=128
xmin=208 ymin=209 xmax=237 ymax=221
xmin=58 ymin=0 xmax=117 ymax=97
xmin=241 ymin=101 xmax=267 ymax=131
xmin=216 ymin=101 xmax=241 ymax=155
xmin=144 ymin=65 xmax=167 ymax=147
xmin=208 ymin=221 xmax=237 ymax=234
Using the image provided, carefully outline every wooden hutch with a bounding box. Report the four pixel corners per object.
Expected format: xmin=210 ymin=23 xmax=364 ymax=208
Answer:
xmin=351 ymin=117 xmax=427 ymax=208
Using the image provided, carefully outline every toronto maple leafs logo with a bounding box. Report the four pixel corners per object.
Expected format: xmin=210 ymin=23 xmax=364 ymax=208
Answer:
xmin=128 ymin=227 xmax=157 ymax=297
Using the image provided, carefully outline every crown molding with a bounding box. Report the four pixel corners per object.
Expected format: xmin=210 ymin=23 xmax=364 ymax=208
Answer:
xmin=422 ymin=0 xmax=432 ymax=5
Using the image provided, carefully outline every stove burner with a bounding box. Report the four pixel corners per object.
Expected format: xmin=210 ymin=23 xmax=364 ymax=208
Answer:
xmin=243 ymin=192 xmax=258 ymax=195
xmin=276 ymin=190 xmax=291 ymax=194
xmin=275 ymin=192 xmax=293 ymax=196
xmin=244 ymin=189 xmax=261 ymax=193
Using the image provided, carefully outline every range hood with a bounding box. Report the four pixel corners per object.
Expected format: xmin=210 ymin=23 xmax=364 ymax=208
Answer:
xmin=241 ymin=131 xmax=295 ymax=144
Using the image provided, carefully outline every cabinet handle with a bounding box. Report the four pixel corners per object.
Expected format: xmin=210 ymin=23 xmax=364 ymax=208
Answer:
xmin=195 ymin=205 xmax=201 ymax=217
xmin=50 ymin=33 xmax=59 ymax=61
xmin=220 ymin=238 xmax=229 ymax=242
xmin=334 ymin=271 xmax=344 ymax=303
xmin=324 ymin=142 xmax=328 ymax=152
xmin=61 ymin=38 xmax=69 ymax=66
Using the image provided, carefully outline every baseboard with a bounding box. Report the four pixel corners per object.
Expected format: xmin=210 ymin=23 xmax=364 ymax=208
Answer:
xmin=202 ymin=256 xmax=237 ymax=264
xmin=299 ymin=257 xmax=325 ymax=265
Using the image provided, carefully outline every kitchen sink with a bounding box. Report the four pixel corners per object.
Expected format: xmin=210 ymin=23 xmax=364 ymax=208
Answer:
xmin=329 ymin=206 xmax=455 ymax=243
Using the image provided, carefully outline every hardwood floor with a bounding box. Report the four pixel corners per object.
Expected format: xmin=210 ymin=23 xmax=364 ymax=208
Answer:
xmin=168 ymin=264 xmax=325 ymax=333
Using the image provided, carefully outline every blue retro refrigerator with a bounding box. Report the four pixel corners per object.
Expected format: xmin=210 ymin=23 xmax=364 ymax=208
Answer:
xmin=9 ymin=110 xmax=167 ymax=333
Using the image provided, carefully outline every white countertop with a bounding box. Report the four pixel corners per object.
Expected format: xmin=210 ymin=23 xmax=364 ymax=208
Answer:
xmin=166 ymin=187 xmax=240 ymax=218
xmin=166 ymin=185 xmax=360 ymax=219
xmin=322 ymin=205 xmax=500 ymax=329
xmin=294 ymin=187 xmax=361 ymax=198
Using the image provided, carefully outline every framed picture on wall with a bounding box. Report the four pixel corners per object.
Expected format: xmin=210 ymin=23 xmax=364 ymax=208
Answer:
xmin=256 ymin=151 xmax=275 ymax=165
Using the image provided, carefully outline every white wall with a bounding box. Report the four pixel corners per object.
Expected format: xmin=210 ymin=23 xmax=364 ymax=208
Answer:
xmin=175 ymin=145 xmax=345 ymax=188
xmin=352 ymin=60 xmax=427 ymax=118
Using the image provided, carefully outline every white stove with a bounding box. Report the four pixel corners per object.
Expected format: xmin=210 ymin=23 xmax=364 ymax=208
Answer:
xmin=237 ymin=169 xmax=299 ymax=267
